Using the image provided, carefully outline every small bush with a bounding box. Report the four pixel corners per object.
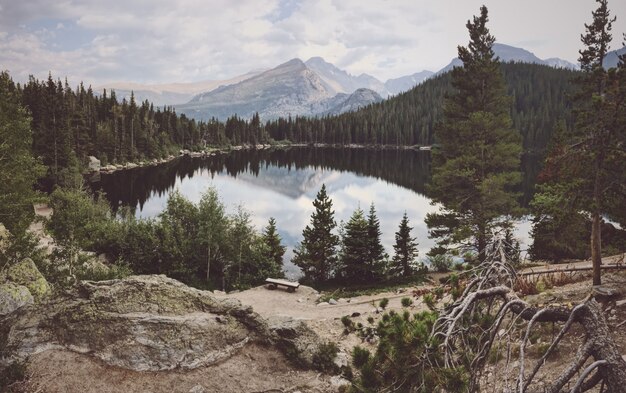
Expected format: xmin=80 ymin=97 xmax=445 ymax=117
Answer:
xmin=341 ymin=315 xmax=354 ymax=329
xmin=352 ymin=346 xmax=371 ymax=368
xmin=379 ymin=298 xmax=389 ymax=309
xmin=423 ymin=293 xmax=436 ymax=310
xmin=312 ymin=342 xmax=340 ymax=374
xmin=401 ymin=297 xmax=413 ymax=307
xmin=367 ymin=316 xmax=374 ymax=324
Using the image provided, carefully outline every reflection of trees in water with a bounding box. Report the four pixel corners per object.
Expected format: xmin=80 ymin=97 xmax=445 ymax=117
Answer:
xmin=90 ymin=147 xmax=432 ymax=213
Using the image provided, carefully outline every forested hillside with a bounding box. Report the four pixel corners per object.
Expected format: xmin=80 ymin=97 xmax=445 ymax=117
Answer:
xmin=266 ymin=62 xmax=578 ymax=151
xmin=18 ymin=76 xmax=271 ymax=185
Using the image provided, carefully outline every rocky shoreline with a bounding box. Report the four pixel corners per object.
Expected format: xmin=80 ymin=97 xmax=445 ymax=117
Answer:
xmin=85 ymin=142 xmax=429 ymax=175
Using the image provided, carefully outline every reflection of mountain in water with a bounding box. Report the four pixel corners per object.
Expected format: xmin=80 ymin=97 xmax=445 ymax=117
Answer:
xmin=91 ymin=147 xmax=432 ymax=213
xmin=234 ymin=166 xmax=331 ymax=199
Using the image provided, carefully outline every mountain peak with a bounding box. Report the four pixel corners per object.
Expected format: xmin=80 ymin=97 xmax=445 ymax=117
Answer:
xmin=305 ymin=56 xmax=329 ymax=65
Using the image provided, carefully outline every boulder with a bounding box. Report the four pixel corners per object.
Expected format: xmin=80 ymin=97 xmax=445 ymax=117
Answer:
xmin=6 ymin=258 xmax=50 ymax=301
xmin=0 ymin=223 xmax=9 ymax=253
xmin=268 ymin=317 xmax=321 ymax=367
xmin=0 ymin=275 xmax=276 ymax=372
xmin=87 ymin=156 xmax=101 ymax=172
xmin=328 ymin=298 xmax=338 ymax=305
xmin=0 ymin=283 xmax=33 ymax=316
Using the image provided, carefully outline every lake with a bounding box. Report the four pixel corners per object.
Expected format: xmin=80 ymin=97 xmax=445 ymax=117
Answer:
xmin=90 ymin=146 xmax=533 ymax=277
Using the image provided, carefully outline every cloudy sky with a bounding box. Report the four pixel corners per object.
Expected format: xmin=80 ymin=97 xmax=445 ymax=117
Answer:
xmin=1 ymin=0 xmax=625 ymax=86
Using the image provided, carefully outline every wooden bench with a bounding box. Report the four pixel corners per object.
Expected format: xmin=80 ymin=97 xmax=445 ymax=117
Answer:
xmin=265 ymin=278 xmax=300 ymax=292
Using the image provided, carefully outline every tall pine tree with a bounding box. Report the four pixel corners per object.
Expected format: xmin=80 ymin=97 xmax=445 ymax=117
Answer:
xmin=425 ymin=5 xmax=522 ymax=259
xmin=366 ymin=203 xmax=386 ymax=281
xmin=292 ymin=184 xmax=338 ymax=283
xmin=261 ymin=217 xmax=286 ymax=278
xmin=391 ymin=212 xmax=419 ymax=277
xmin=532 ymin=0 xmax=625 ymax=285
xmin=339 ymin=207 xmax=370 ymax=283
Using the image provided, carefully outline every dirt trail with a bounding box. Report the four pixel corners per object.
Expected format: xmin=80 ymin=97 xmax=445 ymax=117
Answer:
xmin=520 ymin=253 xmax=625 ymax=275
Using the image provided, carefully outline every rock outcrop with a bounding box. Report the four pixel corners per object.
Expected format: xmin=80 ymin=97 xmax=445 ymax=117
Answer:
xmin=0 ymin=275 xmax=320 ymax=373
xmin=0 ymin=282 xmax=33 ymax=317
xmin=6 ymin=258 xmax=50 ymax=301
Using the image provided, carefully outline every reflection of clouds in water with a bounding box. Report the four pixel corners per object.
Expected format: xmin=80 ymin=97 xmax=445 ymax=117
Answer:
xmin=133 ymin=164 xmax=530 ymax=277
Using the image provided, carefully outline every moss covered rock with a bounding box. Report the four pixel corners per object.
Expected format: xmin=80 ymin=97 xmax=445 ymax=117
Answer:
xmin=0 ymin=283 xmax=33 ymax=317
xmin=6 ymin=258 xmax=50 ymax=301
xmin=0 ymin=275 xmax=279 ymax=372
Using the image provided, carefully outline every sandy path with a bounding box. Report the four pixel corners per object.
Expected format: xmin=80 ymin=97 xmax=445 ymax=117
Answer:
xmin=222 ymin=284 xmax=430 ymax=322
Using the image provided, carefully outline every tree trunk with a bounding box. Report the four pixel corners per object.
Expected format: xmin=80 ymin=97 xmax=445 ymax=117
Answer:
xmin=206 ymin=243 xmax=211 ymax=282
xmin=591 ymin=154 xmax=603 ymax=286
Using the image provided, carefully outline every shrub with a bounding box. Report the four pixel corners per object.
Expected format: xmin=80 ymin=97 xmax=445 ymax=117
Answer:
xmin=378 ymin=298 xmax=389 ymax=309
xmin=401 ymin=297 xmax=413 ymax=307
xmin=352 ymin=346 xmax=371 ymax=368
xmin=423 ymin=293 xmax=436 ymax=310
xmin=312 ymin=342 xmax=340 ymax=374
xmin=429 ymin=254 xmax=453 ymax=272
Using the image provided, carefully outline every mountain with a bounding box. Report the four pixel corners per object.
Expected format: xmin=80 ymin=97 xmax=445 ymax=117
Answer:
xmin=323 ymin=88 xmax=383 ymax=115
xmin=177 ymin=58 xmax=333 ymax=120
xmin=304 ymin=57 xmax=388 ymax=96
xmin=543 ymin=58 xmax=578 ymax=70
xmin=384 ymin=71 xmax=435 ymax=96
xmin=437 ymin=43 xmax=579 ymax=74
xmin=603 ymin=46 xmax=626 ymax=69
xmin=176 ymin=59 xmax=384 ymax=121
xmin=96 ymin=71 xmax=262 ymax=106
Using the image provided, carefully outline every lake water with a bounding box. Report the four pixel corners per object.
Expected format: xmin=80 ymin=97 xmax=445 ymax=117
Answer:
xmin=90 ymin=147 xmax=533 ymax=277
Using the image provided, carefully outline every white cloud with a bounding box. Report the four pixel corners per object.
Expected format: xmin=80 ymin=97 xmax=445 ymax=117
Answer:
xmin=0 ymin=0 xmax=625 ymax=85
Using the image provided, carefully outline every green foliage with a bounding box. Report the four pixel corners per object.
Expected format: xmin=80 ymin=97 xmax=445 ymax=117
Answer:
xmin=46 ymin=185 xmax=281 ymax=290
xmin=531 ymin=0 xmax=625 ymax=283
xmin=352 ymin=346 xmax=370 ymax=368
xmin=339 ymin=207 xmax=371 ymax=282
xmin=429 ymin=254 xmax=453 ymax=272
xmin=422 ymin=293 xmax=436 ymax=310
xmin=0 ymin=72 xmax=45 ymax=240
xmin=312 ymin=342 xmax=340 ymax=374
xmin=264 ymin=63 xmax=576 ymax=154
xmin=378 ymin=297 xmax=389 ymax=309
xmin=401 ymin=297 xmax=413 ymax=307
xmin=390 ymin=212 xmax=419 ymax=277
xmin=425 ymin=6 xmax=523 ymax=259
xmin=349 ymin=309 xmax=467 ymax=393
xmin=261 ymin=217 xmax=286 ymax=278
xmin=365 ymin=203 xmax=386 ymax=278
xmin=292 ymin=184 xmax=338 ymax=283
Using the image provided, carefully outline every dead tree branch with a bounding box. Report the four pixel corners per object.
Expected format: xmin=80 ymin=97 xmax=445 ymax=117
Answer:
xmin=428 ymin=236 xmax=626 ymax=393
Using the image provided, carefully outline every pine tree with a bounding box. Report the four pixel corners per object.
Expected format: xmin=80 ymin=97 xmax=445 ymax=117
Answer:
xmin=340 ymin=207 xmax=370 ymax=283
xmin=366 ymin=203 xmax=386 ymax=281
xmin=261 ymin=217 xmax=286 ymax=278
xmin=391 ymin=212 xmax=419 ymax=277
xmin=0 ymin=72 xmax=45 ymax=236
xmin=425 ymin=5 xmax=522 ymax=259
xmin=292 ymin=184 xmax=338 ymax=283
xmin=533 ymin=0 xmax=625 ymax=285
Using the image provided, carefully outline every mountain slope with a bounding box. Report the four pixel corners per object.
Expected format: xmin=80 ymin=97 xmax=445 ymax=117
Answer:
xmin=603 ymin=47 xmax=626 ymax=69
xmin=324 ymin=88 xmax=383 ymax=115
xmin=177 ymin=59 xmax=333 ymax=120
xmin=437 ymin=43 xmax=578 ymax=75
xmin=96 ymin=71 xmax=262 ymax=106
xmin=304 ymin=57 xmax=388 ymax=96
xmin=385 ymin=71 xmax=435 ymax=96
